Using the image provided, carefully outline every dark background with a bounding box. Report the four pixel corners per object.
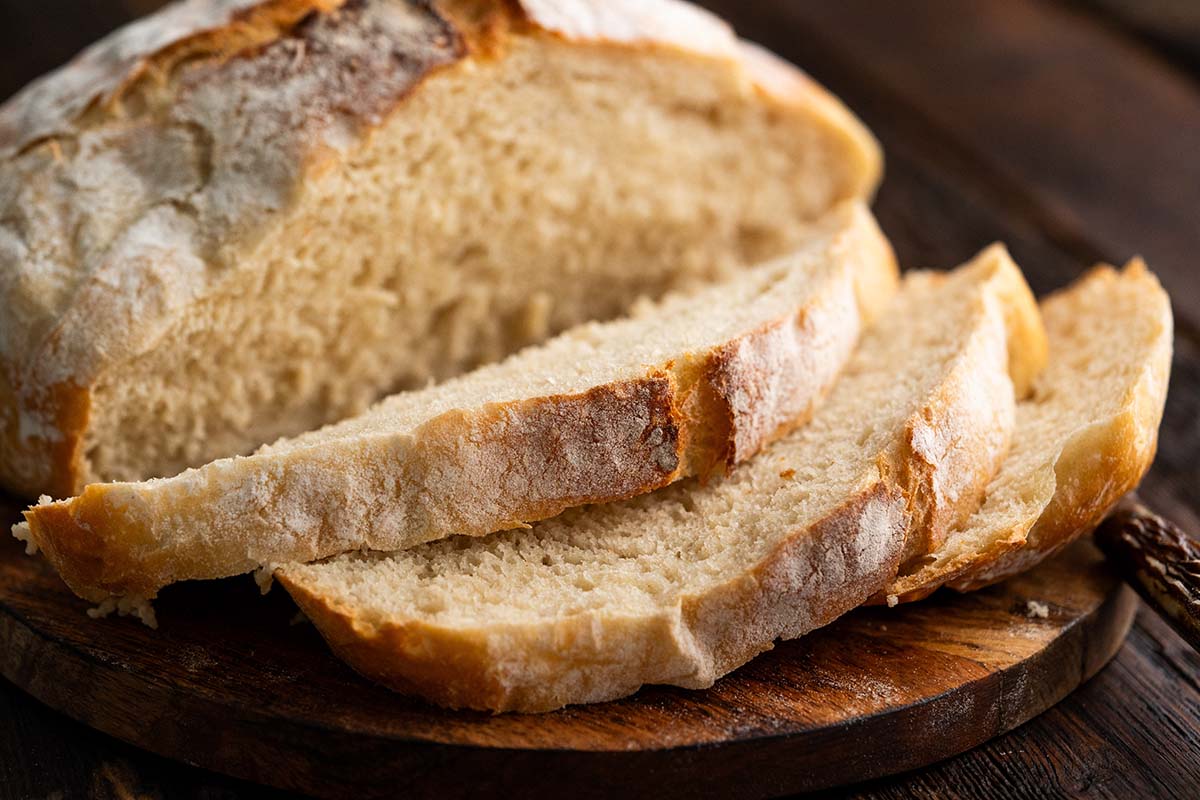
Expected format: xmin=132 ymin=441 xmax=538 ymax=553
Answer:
xmin=2 ymin=0 xmax=1200 ymax=797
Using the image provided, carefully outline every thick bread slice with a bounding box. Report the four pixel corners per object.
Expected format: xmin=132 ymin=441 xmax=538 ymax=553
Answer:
xmin=277 ymin=246 xmax=1046 ymax=712
xmin=885 ymin=261 xmax=1172 ymax=602
xmin=0 ymin=0 xmax=882 ymax=498
xmin=16 ymin=203 xmax=898 ymax=604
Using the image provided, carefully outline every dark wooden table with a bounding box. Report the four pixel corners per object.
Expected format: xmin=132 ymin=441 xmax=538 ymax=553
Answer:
xmin=2 ymin=1 xmax=1199 ymax=797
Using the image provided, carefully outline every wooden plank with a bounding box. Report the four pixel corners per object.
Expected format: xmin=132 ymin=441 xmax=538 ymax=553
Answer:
xmin=1073 ymin=0 xmax=1200 ymax=71
xmin=0 ymin=675 xmax=290 ymax=799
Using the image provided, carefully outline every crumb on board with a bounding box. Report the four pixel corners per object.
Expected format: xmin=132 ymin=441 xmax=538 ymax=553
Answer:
xmin=11 ymin=495 xmax=54 ymax=555
xmin=1025 ymin=600 xmax=1050 ymax=619
xmin=254 ymin=564 xmax=278 ymax=595
xmin=88 ymin=596 xmax=158 ymax=629
xmin=11 ymin=521 xmax=37 ymax=555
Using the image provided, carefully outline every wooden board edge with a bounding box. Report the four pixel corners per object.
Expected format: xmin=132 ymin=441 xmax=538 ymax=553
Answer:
xmin=0 ymin=582 xmax=1138 ymax=799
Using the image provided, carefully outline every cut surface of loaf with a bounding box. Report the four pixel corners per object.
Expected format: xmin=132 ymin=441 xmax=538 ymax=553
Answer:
xmin=884 ymin=261 xmax=1172 ymax=602
xmin=17 ymin=203 xmax=898 ymax=604
xmin=0 ymin=0 xmax=882 ymax=498
xmin=277 ymin=246 xmax=1046 ymax=712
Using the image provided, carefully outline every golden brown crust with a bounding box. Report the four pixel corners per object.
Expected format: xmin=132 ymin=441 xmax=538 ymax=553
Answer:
xmin=0 ymin=0 xmax=741 ymax=160
xmin=949 ymin=345 xmax=1167 ymax=591
xmin=883 ymin=261 xmax=1172 ymax=601
xmin=0 ymin=378 xmax=91 ymax=499
xmin=889 ymin=415 xmax=1158 ymax=602
xmin=287 ymin=591 xmax=516 ymax=711
xmin=895 ymin=245 xmax=1041 ymax=563
xmin=680 ymin=484 xmax=906 ymax=682
xmin=19 ymin=490 xmax=126 ymax=604
xmin=0 ymin=1 xmax=339 ymax=158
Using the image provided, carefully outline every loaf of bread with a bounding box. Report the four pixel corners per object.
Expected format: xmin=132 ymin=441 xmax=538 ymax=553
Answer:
xmin=277 ymin=245 xmax=1047 ymax=712
xmin=885 ymin=260 xmax=1172 ymax=601
xmin=0 ymin=0 xmax=1179 ymax=727
xmin=0 ymin=0 xmax=881 ymax=498
xmin=16 ymin=202 xmax=897 ymax=604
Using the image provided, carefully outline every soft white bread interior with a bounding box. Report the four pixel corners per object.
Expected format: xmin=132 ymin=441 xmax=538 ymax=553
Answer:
xmin=885 ymin=260 xmax=1172 ymax=602
xmin=277 ymin=246 xmax=1046 ymax=713
xmin=17 ymin=203 xmax=898 ymax=604
xmin=0 ymin=0 xmax=882 ymax=498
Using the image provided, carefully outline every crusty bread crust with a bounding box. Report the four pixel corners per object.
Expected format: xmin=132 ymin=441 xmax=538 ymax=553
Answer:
xmin=892 ymin=247 xmax=1045 ymax=565
xmin=278 ymin=247 xmax=1045 ymax=712
xmin=281 ymin=484 xmax=906 ymax=711
xmin=0 ymin=0 xmax=882 ymax=498
xmin=21 ymin=204 xmax=898 ymax=603
xmin=884 ymin=261 xmax=1172 ymax=602
xmin=949 ymin=261 xmax=1171 ymax=591
xmin=1 ymin=0 xmax=466 ymax=496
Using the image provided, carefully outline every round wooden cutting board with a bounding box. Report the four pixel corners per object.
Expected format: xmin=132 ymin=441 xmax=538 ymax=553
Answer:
xmin=0 ymin=500 xmax=1135 ymax=800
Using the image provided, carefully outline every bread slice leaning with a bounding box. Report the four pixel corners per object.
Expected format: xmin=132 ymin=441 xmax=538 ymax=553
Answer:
xmin=16 ymin=203 xmax=897 ymax=605
xmin=277 ymin=246 xmax=1047 ymax=713
xmin=1 ymin=0 xmax=882 ymax=499
xmin=884 ymin=260 xmax=1172 ymax=602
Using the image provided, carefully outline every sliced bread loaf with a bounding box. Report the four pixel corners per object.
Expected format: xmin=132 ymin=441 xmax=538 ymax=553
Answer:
xmin=884 ymin=261 xmax=1172 ymax=602
xmin=16 ymin=203 xmax=897 ymax=604
xmin=276 ymin=246 xmax=1046 ymax=712
xmin=0 ymin=0 xmax=881 ymax=498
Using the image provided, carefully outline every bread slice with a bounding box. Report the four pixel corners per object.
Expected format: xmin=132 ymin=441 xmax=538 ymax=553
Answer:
xmin=277 ymin=246 xmax=1046 ymax=712
xmin=884 ymin=261 xmax=1172 ymax=602
xmin=0 ymin=0 xmax=882 ymax=498
xmin=16 ymin=203 xmax=898 ymax=604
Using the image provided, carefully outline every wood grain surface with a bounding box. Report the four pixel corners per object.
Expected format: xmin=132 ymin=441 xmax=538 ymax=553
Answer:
xmin=0 ymin=496 xmax=1136 ymax=799
xmin=1078 ymin=0 xmax=1200 ymax=69
xmin=2 ymin=0 xmax=1200 ymax=798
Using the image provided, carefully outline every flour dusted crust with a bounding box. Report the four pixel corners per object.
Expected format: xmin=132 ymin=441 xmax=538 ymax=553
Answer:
xmin=947 ymin=263 xmax=1170 ymax=592
xmin=278 ymin=248 xmax=1047 ymax=712
xmin=882 ymin=261 xmax=1172 ymax=602
xmin=890 ymin=251 xmax=1045 ymax=565
xmin=0 ymin=0 xmax=882 ymax=498
xmin=0 ymin=0 xmax=464 ymax=496
xmin=19 ymin=203 xmax=899 ymax=603
xmin=0 ymin=0 xmax=730 ymax=159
